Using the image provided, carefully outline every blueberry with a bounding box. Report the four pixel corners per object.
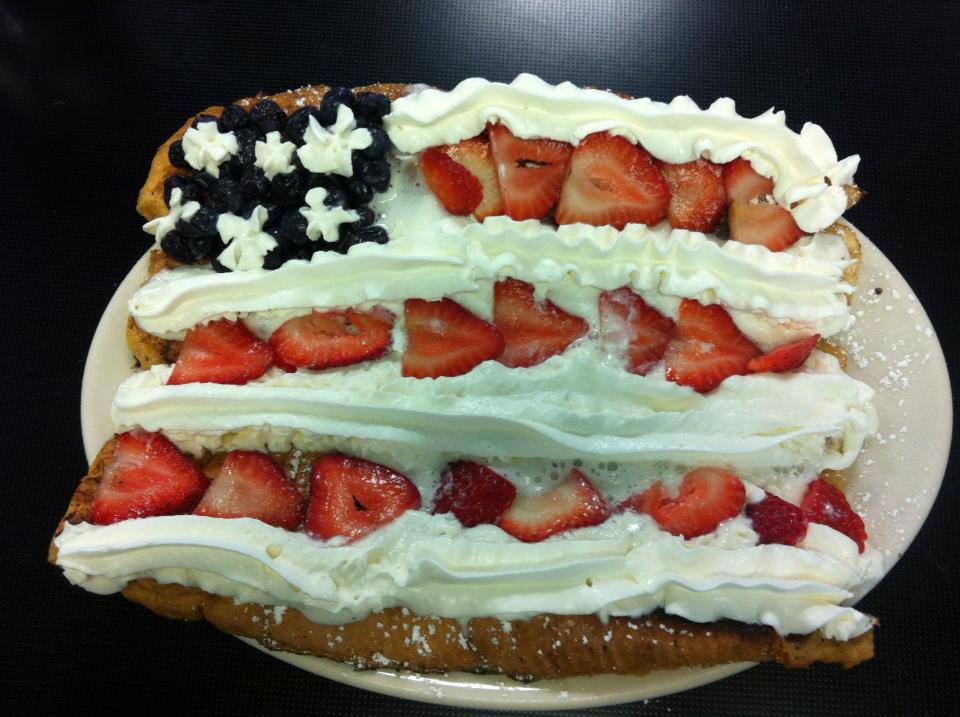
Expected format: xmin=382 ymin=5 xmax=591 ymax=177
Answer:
xmin=179 ymin=206 xmax=220 ymax=238
xmin=354 ymin=225 xmax=389 ymax=245
xmin=239 ymin=167 xmax=269 ymax=202
xmin=262 ymin=245 xmax=287 ymax=270
xmin=163 ymin=174 xmax=199 ymax=205
xmin=185 ymin=235 xmax=222 ymax=261
xmin=345 ymin=178 xmax=373 ymax=207
xmin=322 ymin=186 xmax=348 ymax=208
xmin=283 ymin=106 xmax=323 ymax=144
xmin=360 ymin=127 xmax=390 ymax=159
xmin=168 ymin=140 xmax=190 ymax=169
xmin=280 ymin=208 xmax=310 ymax=245
xmin=354 ymin=92 xmax=391 ymax=122
xmin=292 ymin=244 xmax=316 ymax=261
xmin=191 ymin=113 xmax=219 ymax=128
xmin=192 ymin=170 xmax=217 ymax=191
xmin=246 ymin=201 xmax=284 ymax=227
xmin=250 ymin=100 xmax=286 ymax=134
xmin=161 ymin=230 xmax=219 ymax=263
xmin=318 ymin=86 xmax=355 ymax=125
xmin=348 ymin=205 xmax=375 ymax=232
xmin=353 ymin=116 xmax=372 ymax=130
xmin=207 ymin=179 xmax=244 ymax=214
xmin=218 ymin=104 xmax=249 ymax=132
xmin=361 ymin=159 xmax=391 ymax=192
xmin=160 ymin=230 xmax=191 ymax=262
xmin=269 ymin=171 xmax=305 ymax=207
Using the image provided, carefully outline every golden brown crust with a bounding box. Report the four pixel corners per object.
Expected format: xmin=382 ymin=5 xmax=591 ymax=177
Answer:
xmin=51 ymin=437 xmax=874 ymax=679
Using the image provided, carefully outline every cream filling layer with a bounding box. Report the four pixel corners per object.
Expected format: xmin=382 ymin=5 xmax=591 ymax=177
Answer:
xmin=55 ymin=512 xmax=880 ymax=640
xmin=384 ymin=74 xmax=858 ymax=232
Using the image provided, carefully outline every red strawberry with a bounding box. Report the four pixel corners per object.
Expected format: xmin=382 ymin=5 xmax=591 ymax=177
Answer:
xmin=800 ymin=478 xmax=867 ymax=552
xmin=168 ymin=318 xmax=273 ymax=385
xmin=305 ymin=454 xmax=421 ymax=543
xmin=618 ymin=487 xmax=659 ymax=515
xmin=599 ymin=287 xmax=676 ymax=375
xmin=748 ymin=334 xmax=820 ymax=374
xmin=493 ymin=277 xmax=588 ymax=368
xmin=746 ymin=491 xmax=809 ymax=546
xmin=555 ymin=132 xmax=670 ymax=229
xmin=443 ymin=137 xmax=503 ymax=220
xmin=420 ymin=146 xmax=482 ymax=216
xmin=727 ymin=201 xmax=803 ymax=252
xmin=432 ymin=460 xmax=517 ymax=527
xmin=497 ymin=469 xmax=609 ymax=543
xmin=722 ymin=157 xmax=774 ymax=204
xmin=664 ymin=299 xmax=760 ymax=393
xmin=659 ymin=159 xmax=726 ymax=233
xmin=193 ymin=450 xmax=302 ymax=529
xmin=402 ymin=297 xmax=505 ymax=378
xmin=487 ymin=123 xmax=573 ymax=220
xmin=269 ymin=308 xmax=394 ymax=371
xmin=91 ymin=429 xmax=208 ymax=525
xmin=629 ymin=467 xmax=746 ymax=539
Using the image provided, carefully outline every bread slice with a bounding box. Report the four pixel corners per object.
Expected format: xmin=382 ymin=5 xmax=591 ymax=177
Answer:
xmin=49 ymin=437 xmax=874 ymax=680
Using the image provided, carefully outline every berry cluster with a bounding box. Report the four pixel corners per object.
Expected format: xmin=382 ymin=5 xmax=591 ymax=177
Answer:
xmin=162 ymin=88 xmax=392 ymax=270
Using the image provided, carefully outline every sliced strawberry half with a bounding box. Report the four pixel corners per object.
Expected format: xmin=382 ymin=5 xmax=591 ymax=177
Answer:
xmin=487 ymin=123 xmax=573 ymax=220
xmin=722 ymin=157 xmax=774 ymax=204
xmin=555 ymin=132 xmax=670 ymax=229
xmin=402 ymin=297 xmax=504 ymax=378
xmin=663 ymin=299 xmax=760 ymax=393
xmin=624 ymin=467 xmax=746 ymax=539
xmin=305 ymin=453 xmax=421 ymax=543
xmin=748 ymin=334 xmax=820 ymax=374
xmin=659 ymin=159 xmax=726 ymax=233
xmin=193 ymin=450 xmax=302 ymax=529
xmin=443 ymin=136 xmax=503 ymax=220
xmin=727 ymin=201 xmax=803 ymax=252
xmin=432 ymin=460 xmax=517 ymax=527
xmin=91 ymin=429 xmax=208 ymax=525
xmin=599 ymin=286 xmax=676 ymax=375
xmin=493 ymin=277 xmax=588 ymax=368
xmin=497 ymin=469 xmax=609 ymax=543
xmin=800 ymin=478 xmax=867 ymax=552
xmin=168 ymin=318 xmax=274 ymax=385
xmin=746 ymin=491 xmax=809 ymax=546
xmin=269 ymin=308 xmax=394 ymax=371
xmin=420 ymin=146 xmax=482 ymax=216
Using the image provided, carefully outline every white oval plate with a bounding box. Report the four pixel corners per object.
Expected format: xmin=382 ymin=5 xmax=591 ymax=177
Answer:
xmin=80 ymin=227 xmax=952 ymax=710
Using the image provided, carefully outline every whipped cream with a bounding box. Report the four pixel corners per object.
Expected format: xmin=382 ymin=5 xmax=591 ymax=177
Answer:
xmin=297 ymin=105 xmax=372 ymax=176
xmin=55 ymin=511 xmax=880 ymax=639
xmin=181 ymin=122 xmax=238 ymax=178
xmin=386 ymin=74 xmax=858 ymax=233
xmin=142 ymin=188 xmax=199 ymax=242
xmin=216 ymin=206 xmax=278 ymax=272
xmin=254 ymin=131 xmax=297 ymax=180
xmin=300 ymin=187 xmax=359 ymax=242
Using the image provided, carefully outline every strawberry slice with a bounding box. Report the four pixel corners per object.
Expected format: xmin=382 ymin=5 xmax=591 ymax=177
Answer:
xmin=746 ymin=491 xmax=809 ymax=546
xmin=269 ymin=308 xmax=394 ymax=371
xmin=659 ymin=159 xmax=726 ymax=232
xmin=487 ymin=123 xmax=573 ymax=220
xmin=497 ymin=469 xmax=609 ymax=543
xmin=727 ymin=201 xmax=803 ymax=252
xmin=748 ymin=334 xmax=820 ymax=374
xmin=305 ymin=453 xmax=421 ymax=543
xmin=432 ymin=460 xmax=517 ymax=527
xmin=402 ymin=297 xmax=504 ymax=378
xmin=623 ymin=467 xmax=745 ymax=539
xmin=91 ymin=429 xmax=208 ymax=525
xmin=168 ymin=318 xmax=273 ymax=385
xmin=599 ymin=287 xmax=676 ymax=375
xmin=555 ymin=132 xmax=670 ymax=229
xmin=663 ymin=299 xmax=760 ymax=393
xmin=801 ymin=478 xmax=867 ymax=552
xmin=722 ymin=157 xmax=774 ymax=204
xmin=193 ymin=450 xmax=302 ymax=529
xmin=443 ymin=137 xmax=503 ymax=220
xmin=420 ymin=146 xmax=482 ymax=216
xmin=493 ymin=277 xmax=588 ymax=368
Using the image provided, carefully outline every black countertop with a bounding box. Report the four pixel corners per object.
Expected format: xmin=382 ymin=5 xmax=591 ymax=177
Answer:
xmin=3 ymin=1 xmax=958 ymax=714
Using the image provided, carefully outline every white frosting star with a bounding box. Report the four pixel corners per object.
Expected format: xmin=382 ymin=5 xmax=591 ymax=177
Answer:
xmin=299 ymin=187 xmax=359 ymax=242
xmin=296 ymin=105 xmax=372 ymax=176
xmin=215 ymin=206 xmax=278 ymax=271
xmin=142 ymin=187 xmax=200 ymax=241
xmin=182 ymin=121 xmax=239 ymax=177
xmin=254 ymin=131 xmax=297 ymax=179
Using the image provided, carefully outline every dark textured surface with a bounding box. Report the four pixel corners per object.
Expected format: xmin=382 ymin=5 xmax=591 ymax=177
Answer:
xmin=2 ymin=0 xmax=958 ymax=713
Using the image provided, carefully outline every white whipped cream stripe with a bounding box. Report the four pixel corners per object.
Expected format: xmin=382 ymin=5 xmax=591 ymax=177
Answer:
xmin=385 ymin=74 xmax=858 ymax=233
xmin=55 ymin=512 xmax=880 ymax=640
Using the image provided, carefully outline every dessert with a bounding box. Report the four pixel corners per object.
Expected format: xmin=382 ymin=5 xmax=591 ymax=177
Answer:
xmin=51 ymin=76 xmax=882 ymax=681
